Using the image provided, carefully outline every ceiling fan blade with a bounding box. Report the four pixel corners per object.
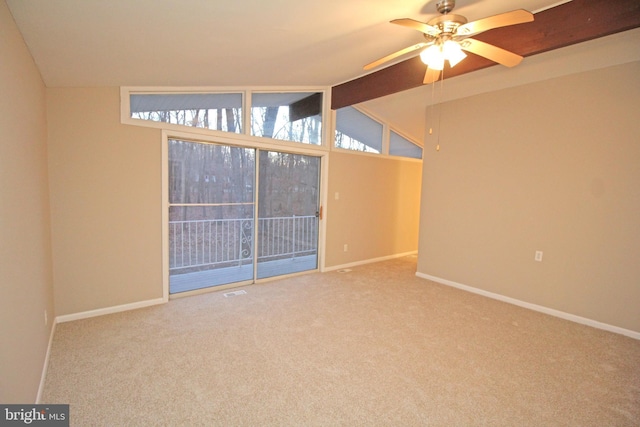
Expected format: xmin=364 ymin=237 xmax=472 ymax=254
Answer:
xmin=363 ymin=42 xmax=428 ymax=71
xmin=391 ymin=18 xmax=441 ymax=37
xmin=459 ymin=38 xmax=523 ymax=67
xmin=423 ymin=67 xmax=441 ymax=84
xmin=456 ymin=9 xmax=533 ymax=37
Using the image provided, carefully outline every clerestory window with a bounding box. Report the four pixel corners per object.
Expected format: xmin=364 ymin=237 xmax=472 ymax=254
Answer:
xmin=123 ymin=88 xmax=422 ymax=160
xmin=250 ymin=92 xmax=323 ymax=145
xmin=390 ymin=130 xmax=423 ymax=160
xmin=334 ymin=106 xmax=422 ymax=159
xmin=334 ymin=106 xmax=383 ymax=153
xmin=129 ymin=92 xmax=243 ymax=133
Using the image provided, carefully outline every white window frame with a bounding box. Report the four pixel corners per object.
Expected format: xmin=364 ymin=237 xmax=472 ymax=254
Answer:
xmin=332 ymin=104 xmax=423 ymax=161
xmin=160 ymin=128 xmax=330 ymax=300
xmin=121 ymin=86 xmax=332 ymax=153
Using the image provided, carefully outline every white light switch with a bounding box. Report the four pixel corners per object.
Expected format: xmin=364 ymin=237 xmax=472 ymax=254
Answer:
xmin=535 ymin=251 xmax=543 ymax=262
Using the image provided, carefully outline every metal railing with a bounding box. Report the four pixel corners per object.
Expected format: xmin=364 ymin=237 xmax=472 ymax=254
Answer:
xmin=169 ymin=215 xmax=318 ymax=272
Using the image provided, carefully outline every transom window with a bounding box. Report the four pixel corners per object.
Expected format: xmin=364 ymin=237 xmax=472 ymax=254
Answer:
xmin=251 ymin=92 xmax=323 ymax=145
xmin=334 ymin=106 xmax=382 ymax=153
xmin=130 ymin=93 xmax=243 ymax=133
xmin=390 ymin=130 xmax=423 ymax=160
xmin=334 ymin=106 xmax=422 ymax=159
xmin=123 ymin=88 xmax=422 ymax=160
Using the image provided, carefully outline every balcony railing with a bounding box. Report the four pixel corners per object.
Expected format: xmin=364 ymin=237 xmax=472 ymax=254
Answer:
xmin=169 ymin=215 xmax=318 ymax=273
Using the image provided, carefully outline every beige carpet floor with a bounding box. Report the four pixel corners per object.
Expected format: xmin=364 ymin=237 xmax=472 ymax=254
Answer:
xmin=42 ymin=257 xmax=640 ymax=426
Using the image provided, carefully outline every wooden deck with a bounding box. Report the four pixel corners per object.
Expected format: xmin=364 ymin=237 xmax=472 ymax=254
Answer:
xmin=169 ymin=255 xmax=317 ymax=294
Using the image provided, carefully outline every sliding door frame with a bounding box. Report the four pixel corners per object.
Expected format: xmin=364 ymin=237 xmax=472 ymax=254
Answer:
xmin=161 ymin=129 xmax=329 ymax=299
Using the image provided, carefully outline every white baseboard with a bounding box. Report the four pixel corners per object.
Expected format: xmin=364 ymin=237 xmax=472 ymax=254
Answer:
xmin=416 ymin=272 xmax=640 ymax=340
xmin=323 ymin=251 xmax=418 ymax=272
xmin=35 ymin=321 xmax=57 ymax=403
xmin=56 ymin=297 xmax=166 ymax=324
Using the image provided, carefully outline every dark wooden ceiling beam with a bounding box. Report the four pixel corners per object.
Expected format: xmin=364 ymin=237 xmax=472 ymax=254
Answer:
xmin=289 ymin=92 xmax=323 ymax=121
xmin=331 ymin=0 xmax=640 ymax=110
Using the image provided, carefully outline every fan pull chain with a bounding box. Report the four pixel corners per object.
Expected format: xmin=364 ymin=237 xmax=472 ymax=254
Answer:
xmin=428 ymin=68 xmax=445 ymax=152
xmin=429 ymin=76 xmax=436 ymax=138
xmin=436 ymin=68 xmax=445 ymax=152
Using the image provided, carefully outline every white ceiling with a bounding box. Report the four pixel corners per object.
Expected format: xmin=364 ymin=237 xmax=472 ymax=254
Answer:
xmin=7 ymin=0 xmax=568 ymax=88
xmin=6 ymin=0 xmax=639 ymax=143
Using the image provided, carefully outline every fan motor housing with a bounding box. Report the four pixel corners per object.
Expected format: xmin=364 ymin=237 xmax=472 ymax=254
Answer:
xmin=436 ymin=0 xmax=456 ymax=14
xmin=428 ymin=14 xmax=468 ymax=34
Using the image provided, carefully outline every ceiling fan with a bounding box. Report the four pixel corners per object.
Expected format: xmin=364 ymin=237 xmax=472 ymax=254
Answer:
xmin=364 ymin=0 xmax=534 ymax=84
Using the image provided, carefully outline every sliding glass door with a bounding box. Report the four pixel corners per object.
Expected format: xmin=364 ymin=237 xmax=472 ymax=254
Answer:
xmin=257 ymin=151 xmax=320 ymax=279
xmin=168 ymin=140 xmax=255 ymax=293
xmin=167 ymin=139 xmax=320 ymax=294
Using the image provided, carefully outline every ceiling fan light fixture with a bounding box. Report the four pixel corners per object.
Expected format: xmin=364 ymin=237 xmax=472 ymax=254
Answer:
xmin=420 ymin=45 xmax=444 ymax=70
xmin=443 ymin=40 xmax=466 ymax=67
xmin=368 ymin=3 xmax=532 ymax=84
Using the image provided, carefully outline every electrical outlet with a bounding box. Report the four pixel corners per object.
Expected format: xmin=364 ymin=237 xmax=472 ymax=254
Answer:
xmin=44 ymin=310 xmax=48 ymax=326
xmin=343 ymin=244 xmax=348 ymax=252
xmin=535 ymin=251 xmax=543 ymax=262
xmin=335 ymin=192 xmax=340 ymax=200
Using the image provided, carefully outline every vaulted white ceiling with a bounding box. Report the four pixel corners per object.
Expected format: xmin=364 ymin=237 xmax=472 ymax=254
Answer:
xmin=7 ymin=0 xmax=568 ymax=87
xmin=6 ymin=0 xmax=639 ymax=143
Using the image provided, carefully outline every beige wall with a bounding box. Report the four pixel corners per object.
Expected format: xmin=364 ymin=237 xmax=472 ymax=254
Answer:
xmin=417 ymin=61 xmax=640 ymax=333
xmin=47 ymin=87 xmax=162 ymax=315
xmin=326 ymin=151 xmax=422 ymax=267
xmin=0 ymin=1 xmax=54 ymax=402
